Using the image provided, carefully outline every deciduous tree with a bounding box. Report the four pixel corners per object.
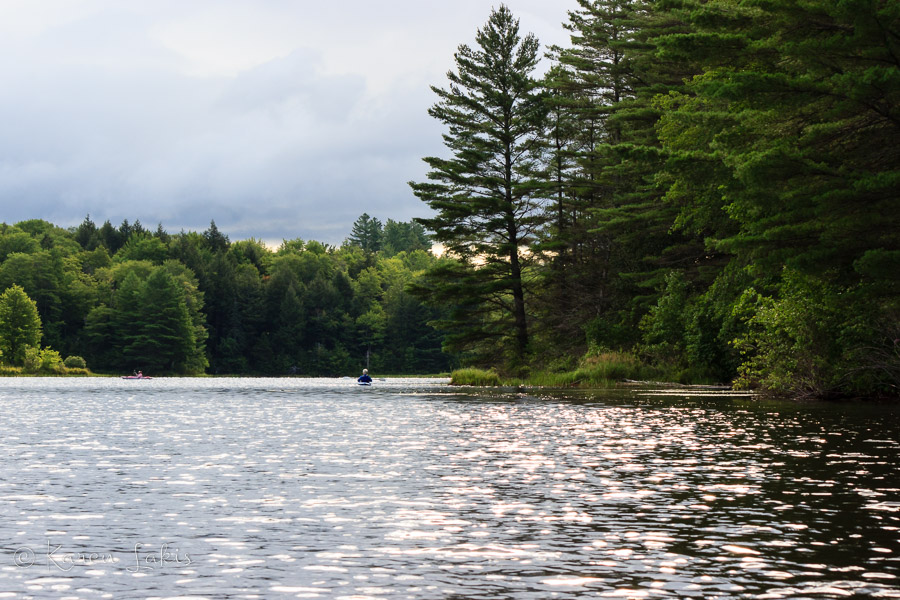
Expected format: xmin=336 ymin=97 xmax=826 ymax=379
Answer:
xmin=0 ymin=284 xmax=42 ymax=365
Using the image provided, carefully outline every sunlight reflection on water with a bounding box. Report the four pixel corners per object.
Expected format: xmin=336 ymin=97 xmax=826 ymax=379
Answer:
xmin=0 ymin=377 xmax=898 ymax=599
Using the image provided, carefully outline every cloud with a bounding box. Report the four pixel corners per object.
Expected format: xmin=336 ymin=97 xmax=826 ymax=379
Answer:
xmin=0 ymin=0 xmax=575 ymax=244
xmin=219 ymin=49 xmax=364 ymax=120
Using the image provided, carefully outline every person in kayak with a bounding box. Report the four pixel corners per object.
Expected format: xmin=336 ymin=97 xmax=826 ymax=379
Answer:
xmin=357 ymin=369 xmax=372 ymax=383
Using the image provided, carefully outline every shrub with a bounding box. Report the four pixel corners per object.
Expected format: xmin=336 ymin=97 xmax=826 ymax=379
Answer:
xmin=64 ymin=355 xmax=88 ymax=369
xmin=40 ymin=348 xmax=65 ymax=374
xmin=23 ymin=346 xmax=66 ymax=375
xmin=733 ymin=271 xmax=847 ymax=397
xmin=22 ymin=346 xmax=41 ymax=374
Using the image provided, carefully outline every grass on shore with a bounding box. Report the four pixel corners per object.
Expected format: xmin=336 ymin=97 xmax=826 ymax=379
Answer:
xmin=450 ymin=367 xmax=503 ymax=386
xmin=0 ymin=366 xmax=93 ymax=376
xmin=451 ymin=352 xmax=664 ymax=388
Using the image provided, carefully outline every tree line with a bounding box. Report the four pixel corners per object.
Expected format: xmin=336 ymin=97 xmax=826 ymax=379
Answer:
xmin=0 ymin=216 xmax=453 ymax=375
xmin=410 ymin=2 xmax=899 ymax=398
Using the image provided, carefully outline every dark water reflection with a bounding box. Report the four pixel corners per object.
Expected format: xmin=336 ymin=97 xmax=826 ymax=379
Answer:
xmin=0 ymin=378 xmax=897 ymax=599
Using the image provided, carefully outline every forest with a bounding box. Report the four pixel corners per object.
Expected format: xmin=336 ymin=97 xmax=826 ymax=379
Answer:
xmin=0 ymin=1 xmax=896 ymax=399
xmin=0 ymin=216 xmax=453 ymax=376
xmin=408 ymin=0 xmax=899 ymax=399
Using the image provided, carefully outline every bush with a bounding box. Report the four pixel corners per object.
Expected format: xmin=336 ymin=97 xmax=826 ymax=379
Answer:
xmin=41 ymin=348 xmax=65 ymax=374
xmin=733 ymin=271 xmax=849 ymax=397
xmin=22 ymin=346 xmax=41 ymax=374
xmin=23 ymin=346 xmax=66 ymax=375
xmin=64 ymin=355 xmax=88 ymax=369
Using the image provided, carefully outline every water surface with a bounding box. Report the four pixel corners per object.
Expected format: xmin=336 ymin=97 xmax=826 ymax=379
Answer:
xmin=0 ymin=378 xmax=898 ymax=599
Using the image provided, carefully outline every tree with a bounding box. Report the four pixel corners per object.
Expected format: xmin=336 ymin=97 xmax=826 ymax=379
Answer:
xmin=97 ymin=220 xmax=125 ymax=253
xmin=410 ymin=4 xmax=547 ymax=363
xmin=382 ymin=219 xmax=430 ymax=256
xmin=0 ymin=227 xmax=41 ymax=261
xmin=0 ymin=285 xmax=42 ymax=365
xmin=203 ymin=220 xmax=230 ymax=253
xmin=123 ymin=269 xmax=197 ymax=373
xmin=74 ymin=215 xmax=100 ymax=250
xmin=536 ymin=0 xmax=638 ymax=354
xmin=0 ymin=250 xmax=66 ymax=348
xmin=655 ymin=0 xmax=900 ymax=395
xmin=114 ymin=234 xmax=169 ymax=264
xmin=347 ymin=213 xmax=383 ymax=254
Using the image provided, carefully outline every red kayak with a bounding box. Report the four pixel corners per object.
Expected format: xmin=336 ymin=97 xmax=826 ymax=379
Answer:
xmin=122 ymin=375 xmax=152 ymax=379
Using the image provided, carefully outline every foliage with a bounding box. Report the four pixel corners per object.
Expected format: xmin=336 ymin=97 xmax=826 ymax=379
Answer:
xmin=0 ymin=284 xmax=42 ymax=366
xmin=0 ymin=213 xmax=451 ymax=376
xmin=450 ymin=368 xmax=501 ymax=386
xmin=23 ymin=346 xmax=65 ymax=375
xmin=734 ymin=271 xmax=900 ymax=398
xmin=570 ymin=351 xmax=659 ymax=385
xmin=347 ymin=213 xmax=383 ymax=254
xmin=410 ymin=5 xmax=547 ymax=364
xmin=63 ymin=355 xmax=87 ymax=369
xmin=382 ymin=220 xmax=429 ymax=257
xmin=407 ymin=1 xmax=899 ymax=397
xmin=451 ymin=351 xmax=658 ymax=387
xmin=0 ymin=1 xmax=896 ymax=394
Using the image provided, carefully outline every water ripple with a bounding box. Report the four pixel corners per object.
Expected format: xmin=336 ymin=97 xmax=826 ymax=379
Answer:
xmin=0 ymin=378 xmax=897 ymax=598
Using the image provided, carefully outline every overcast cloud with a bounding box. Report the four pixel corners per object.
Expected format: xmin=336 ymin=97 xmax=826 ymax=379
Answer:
xmin=0 ymin=0 xmax=575 ymax=245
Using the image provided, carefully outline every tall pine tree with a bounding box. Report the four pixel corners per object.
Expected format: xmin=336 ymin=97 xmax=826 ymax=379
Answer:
xmin=410 ymin=5 xmax=547 ymax=364
xmin=538 ymin=0 xmax=643 ymax=353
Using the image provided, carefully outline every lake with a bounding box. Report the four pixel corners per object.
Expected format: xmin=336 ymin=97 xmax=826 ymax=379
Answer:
xmin=0 ymin=377 xmax=898 ymax=599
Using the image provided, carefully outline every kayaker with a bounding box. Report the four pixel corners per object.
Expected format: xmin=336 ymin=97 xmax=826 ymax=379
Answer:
xmin=357 ymin=369 xmax=372 ymax=383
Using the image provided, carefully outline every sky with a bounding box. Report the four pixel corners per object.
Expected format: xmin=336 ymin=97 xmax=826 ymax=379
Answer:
xmin=0 ymin=0 xmax=576 ymax=245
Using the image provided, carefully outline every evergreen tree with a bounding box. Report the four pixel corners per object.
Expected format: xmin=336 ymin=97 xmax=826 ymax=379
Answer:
xmin=654 ymin=0 xmax=900 ymax=394
xmin=154 ymin=223 xmax=171 ymax=244
xmin=97 ymin=220 xmax=125 ymax=253
xmin=273 ymin=283 xmax=307 ymax=370
xmin=118 ymin=219 xmax=133 ymax=241
xmin=131 ymin=219 xmax=147 ymax=237
xmin=199 ymin=250 xmax=238 ymax=372
xmin=203 ymin=220 xmax=230 ymax=254
xmin=536 ymin=0 xmax=641 ymax=353
xmin=83 ymin=305 xmax=118 ymax=368
xmin=111 ymin=271 xmax=144 ymax=369
xmin=0 ymin=284 xmax=42 ymax=365
xmin=347 ymin=213 xmax=383 ymax=253
xmin=410 ymin=4 xmax=547 ymax=363
xmin=381 ymin=219 xmax=429 ymax=256
xmin=123 ymin=269 xmax=197 ymax=373
xmin=74 ymin=215 xmax=100 ymax=250
xmin=160 ymin=260 xmax=209 ymax=374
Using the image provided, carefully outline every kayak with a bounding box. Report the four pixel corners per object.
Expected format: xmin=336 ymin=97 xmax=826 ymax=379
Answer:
xmin=358 ymin=381 xmax=372 ymax=386
xmin=122 ymin=375 xmax=153 ymax=380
